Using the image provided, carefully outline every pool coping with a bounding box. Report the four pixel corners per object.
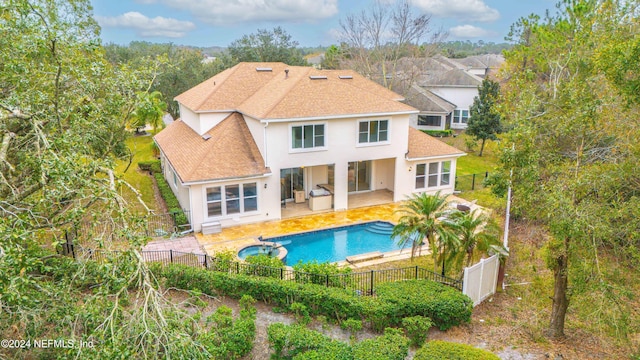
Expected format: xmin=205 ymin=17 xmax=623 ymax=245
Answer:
xmin=258 ymin=220 xmax=430 ymax=267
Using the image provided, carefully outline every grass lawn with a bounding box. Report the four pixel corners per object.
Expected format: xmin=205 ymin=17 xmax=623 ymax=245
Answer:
xmin=441 ymin=133 xmax=501 ymax=175
xmin=115 ymin=131 xmax=161 ymax=213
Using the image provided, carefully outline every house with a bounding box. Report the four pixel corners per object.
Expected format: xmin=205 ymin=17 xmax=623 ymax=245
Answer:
xmin=154 ymin=62 xmax=465 ymax=233
xmin=402 ymin=55 xmax=503 ymax=132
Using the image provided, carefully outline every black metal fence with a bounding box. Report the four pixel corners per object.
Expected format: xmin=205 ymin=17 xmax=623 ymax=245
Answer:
xmin=72 ymin=211 xmax=191 ymax=241
xmin=455 ymin=172 xmax=490 ymax=192
xmin=59 ymin=243 xmax=463 ymax=295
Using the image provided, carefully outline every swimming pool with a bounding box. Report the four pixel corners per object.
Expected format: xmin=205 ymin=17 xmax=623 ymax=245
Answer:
xmin=266 ymin=221 xmax=405 ymax=264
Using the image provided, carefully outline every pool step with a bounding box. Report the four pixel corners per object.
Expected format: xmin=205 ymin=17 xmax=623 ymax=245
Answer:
xmin=365 ymin=222 xmax=394 ymax=236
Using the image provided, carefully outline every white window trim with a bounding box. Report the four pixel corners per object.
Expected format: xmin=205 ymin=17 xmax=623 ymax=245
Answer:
xmin=356 ymin=119 xmax=391 ymax=147
xmin=204 ymin=182 xmax=260 ymax=220
xmin=414 ymin=160 xmax=453 ymax=190
xmin=453 ymin=109 xmax=469 ymax=124
xmin=289 ymin=122 xmax=328 ymax=153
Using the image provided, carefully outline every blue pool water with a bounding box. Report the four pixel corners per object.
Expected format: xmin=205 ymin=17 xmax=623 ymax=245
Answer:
xmin=267 ymin=221 xmax=405 ymax=264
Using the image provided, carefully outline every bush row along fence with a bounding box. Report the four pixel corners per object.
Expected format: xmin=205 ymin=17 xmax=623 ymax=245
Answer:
xmin=455 ymin=172 xmax=489 ymax=192
xmin=59 ymin=243 xmax=463 ymax=296
xmin=71 ymin=210 xmax=192 ymax=241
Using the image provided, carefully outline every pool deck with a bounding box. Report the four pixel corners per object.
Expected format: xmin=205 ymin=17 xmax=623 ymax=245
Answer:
xmin=195 ymin=195 xmax=483 ymax=268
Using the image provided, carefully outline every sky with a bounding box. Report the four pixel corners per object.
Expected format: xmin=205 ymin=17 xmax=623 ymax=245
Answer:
xmin=91 ymin=0 xmax=558 ymax=48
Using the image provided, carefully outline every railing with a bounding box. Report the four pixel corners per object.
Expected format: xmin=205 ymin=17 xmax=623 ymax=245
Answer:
xmin=72 ymin=210 xmax=192 ymax=240
xmin=59 ymin=244 xmax=463 ymax=295
xmin=455 ymin=172 xmax=490 ymax=192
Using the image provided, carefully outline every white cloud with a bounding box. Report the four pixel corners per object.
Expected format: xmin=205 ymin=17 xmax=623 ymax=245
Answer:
xmin=412 ymin=0 xmax=500 ymax=22
xmin=449 ymin=24 xmax=493 ymax=38
xmin=155 ymin=0 xmax=338 ymax=25
xmin=96 ymin=12 xmax=196 ymax=38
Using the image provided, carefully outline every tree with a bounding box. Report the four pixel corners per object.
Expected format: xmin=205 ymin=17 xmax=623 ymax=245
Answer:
xmin=467 ymin=79 xmax=502 ymax=156
xmin=104 ymin=42 xmax=225 ymax=119
xmin=447 ymin=209 xmax=500 ymax=269
xmin=227 ymin=26 xmax=307 ymax=65
xmin=392 ymin=192 xmax=457 ymax=274
xmin=130 ymin=90 xmax=167 ymax=133
xmin=499 ymin=0 xmax=640 ymax=339
xmin=0 ymin=1 xmax=217 ymax=357
xmin=337 ymin=0 xmax=445 ymax=92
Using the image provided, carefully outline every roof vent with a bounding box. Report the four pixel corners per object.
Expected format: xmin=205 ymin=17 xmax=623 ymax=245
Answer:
xmin=202 ymin=134 xmax=212 ymax=141
xmin=309 ymin=75 xmax=328 ymax=80
xmin=338 ymin=75 xmax=353 ymax=79
xmin=256 ymin=67 xmax=272 ymax=72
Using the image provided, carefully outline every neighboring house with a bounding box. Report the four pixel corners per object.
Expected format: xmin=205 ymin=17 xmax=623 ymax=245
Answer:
xmin=402 ymin=55 xmax=503 ymax=131
xmin=154 ymin=62 xmax=465 ymax=232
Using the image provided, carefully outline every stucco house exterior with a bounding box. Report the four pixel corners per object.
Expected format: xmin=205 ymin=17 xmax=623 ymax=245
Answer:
xmin=403 ymin=55 xmax=503 ymax=132
xmin=154 ymin=62 xmax=465 ymax=233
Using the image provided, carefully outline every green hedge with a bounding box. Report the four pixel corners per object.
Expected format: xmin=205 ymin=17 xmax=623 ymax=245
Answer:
xmin=138 ymin=160 xmax=161 ymax=174
xmin=267 ymin=324 xmax=409 ymax=360
xmin=153 ymin=173 xmax=188 ymax=226
xmin=421 ymin=130 xmax=453 ymax=137
xmin=375 ymin=280 xmax=473 ymax=331
xmin=155 ymin=264 xmax=472 ymax=331
xmin=414 ymin=340 xmax=500 ymax=360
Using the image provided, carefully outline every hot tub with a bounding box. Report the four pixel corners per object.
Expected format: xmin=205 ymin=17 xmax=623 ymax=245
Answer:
xmin=237 ymin=241 xmax=288 ymax=262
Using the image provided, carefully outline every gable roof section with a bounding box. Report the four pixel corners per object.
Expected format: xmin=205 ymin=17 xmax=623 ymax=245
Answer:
xmin=175 ymin=62 xmax=416 ymax=119
xmin=406 ymin=127 xmax=465 ymax=160
xmin=404 ymin=84 xmax=456 ymax=114
xmin=154 ymin=113 xmax=269 ymax=183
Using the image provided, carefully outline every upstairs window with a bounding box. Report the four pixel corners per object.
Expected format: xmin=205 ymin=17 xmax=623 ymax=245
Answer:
xmin=358 ymin=120 xmax=389 ymax=144
xmin=292 ymin=124 xmax=325 ymax=150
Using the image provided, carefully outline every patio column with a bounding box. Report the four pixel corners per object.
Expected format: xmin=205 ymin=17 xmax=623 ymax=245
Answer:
xmin=333 ymin=161 xmax=348 ymax=210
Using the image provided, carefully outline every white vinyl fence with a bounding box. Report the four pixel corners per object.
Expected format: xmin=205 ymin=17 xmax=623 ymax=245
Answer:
xmin=462 ymin=254 xmax=500 ymax=306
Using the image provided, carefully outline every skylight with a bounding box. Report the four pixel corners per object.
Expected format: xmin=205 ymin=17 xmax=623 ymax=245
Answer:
xmin=338 ymin=75 xmax=353 ymax=79
xmin=309 ymin=75 xmax=328 ymax=80
xmin=256 ymin=67 xmax=272 ymax=72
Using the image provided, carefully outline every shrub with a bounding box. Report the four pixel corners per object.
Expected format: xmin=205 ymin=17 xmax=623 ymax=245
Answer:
xmin=414 ymin=340 xmax=500 ymax=360
xmin=290 ymin=302 xmax=311 ymax=325
xmin=244 ymin=254 xmax=284 ymax=278
xmin=202 ymin=295 xmax=257 ymax=360
xmin=293 ymin=260 xmax=352 ymax=287
xmin=138 ymin=160 xmax=161 ymax=174
xmin=421 ymin=129 xmax=453 ymax=137
xmin=153 ymin=173 xmax=188 ymax=226
xmin=401 ymin=315 xmax=433 ymax=347
xmin=375 ymin=280 xmax=472 ymax=330
xmin=155 ymin=265 xmax=472 ymax=332
xmin=268 ymin=323 xmax=349 ymax=360
xmin=351 ymin=328 xmax=410 ymax=360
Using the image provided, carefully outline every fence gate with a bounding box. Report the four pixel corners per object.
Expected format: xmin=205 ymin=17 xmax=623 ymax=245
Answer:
xmin=462 ymin=254 xmax=499 ymax=306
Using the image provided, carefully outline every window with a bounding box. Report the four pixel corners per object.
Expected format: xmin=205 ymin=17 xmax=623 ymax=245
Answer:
xmin=206 ymin=183 xmax=258 ymax=218
xmin=453 ymin=109 xmax=469 ymax=124
xmin=358 ymin=120 xmax=388 ymax=144
xmin=292 ymin=124 xmax=325 ymax=149
xmin=172 ymin=170 xmax=178 ymax=187
xmin=415 ymin=164 xmax=426 ymax=188
xmin=418 ymin=115 xmax=441 ymax=127
xmin=415 ymin=161 xmax=452 ymax=189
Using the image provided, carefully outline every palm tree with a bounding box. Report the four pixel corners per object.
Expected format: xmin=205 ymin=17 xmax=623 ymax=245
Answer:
xmin=130 ymin=90 xmax=167 ymax=133
xmin=392 ymin=192 xmax=457 ymax=274
xmin=446 ymin=209 xmax=500 ymax=271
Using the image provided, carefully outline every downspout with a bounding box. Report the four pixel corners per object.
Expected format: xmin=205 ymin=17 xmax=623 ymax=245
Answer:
xmin=263 ymin=121 xmax=269 ymax=167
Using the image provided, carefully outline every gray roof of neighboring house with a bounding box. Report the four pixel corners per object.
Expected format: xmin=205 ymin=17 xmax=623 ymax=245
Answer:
xmin=455 ymin=54 xmax=505 ymax=69
xmin=417 ymin=68 xmax=483 ymax=87
xmin=403 ymin=84 xmax=456 ymax=114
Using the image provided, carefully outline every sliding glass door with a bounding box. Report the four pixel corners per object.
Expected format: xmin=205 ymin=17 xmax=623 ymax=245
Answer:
xmin=280 ymin=168 xmax=304 ymax=201
xmin=348 ymin=161 xmax=370 ymax=193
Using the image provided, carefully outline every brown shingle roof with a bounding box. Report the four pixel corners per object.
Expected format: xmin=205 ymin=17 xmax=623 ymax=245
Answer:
xmin=174 ymin=62 xmax=416 ymax=119
xmin=407 ymin=127 xmax=466 ymax=159
xmin=154 ymin=113 xmax=269 ymax=183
